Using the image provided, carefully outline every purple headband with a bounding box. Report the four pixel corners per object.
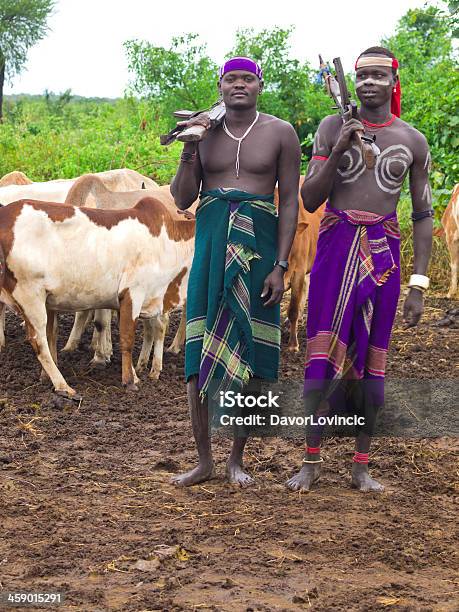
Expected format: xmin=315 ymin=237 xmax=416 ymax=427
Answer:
xmin=219 ymin=56 xmax=263 ymax=81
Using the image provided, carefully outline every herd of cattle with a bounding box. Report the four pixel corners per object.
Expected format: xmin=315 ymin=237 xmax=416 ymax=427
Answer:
xmin=0 ymin=169 xmax=457 ymax=399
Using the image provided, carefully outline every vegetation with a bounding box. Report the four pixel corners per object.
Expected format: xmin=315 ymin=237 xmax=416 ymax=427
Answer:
xmin=0 ymin=94 xmax=181 ymax=184
xmin=383 ymin=4 xmax=459 ymax=209
xmin=0 ymin=0 xmax=55 ymax=119
xmin=0 ymin=4 xmax=456 ymax=289
xmin=125 ymin=5 xmax=457 ymax=207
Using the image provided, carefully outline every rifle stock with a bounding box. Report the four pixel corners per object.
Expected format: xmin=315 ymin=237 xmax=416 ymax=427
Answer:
xmin=349 ymin=99 xmax=377 ymax=170
xmin=177 ymin=124 xmax=208 ymax=143
xmin=160 ymin=100 xmax=226 ymax=146
xmin=354 ymin=131 xmax=376 ymax=169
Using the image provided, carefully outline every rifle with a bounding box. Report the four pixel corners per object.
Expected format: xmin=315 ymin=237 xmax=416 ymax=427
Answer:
xmin=318 ymin=55 xmax=379 ymax=169
xmin=160 ymin=100 xmax=226 ymax=146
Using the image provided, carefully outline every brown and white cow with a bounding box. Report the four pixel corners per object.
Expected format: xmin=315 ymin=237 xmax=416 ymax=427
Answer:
xmin=440 ymin=184 xmax=459 ymax=298
xmin=0 ymin=169 xmax=160 ymax=352
xmin=275 ymin=179 xmax=324 ymax=351
xmin=61 ymin=176 xmax=197 ymax=378
xmin=0 ymin=197 xmax=195 ymax=397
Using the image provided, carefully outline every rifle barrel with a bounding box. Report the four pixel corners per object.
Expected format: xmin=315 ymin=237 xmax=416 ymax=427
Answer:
xmin=332 ymin=57 xmax=350 ymax=108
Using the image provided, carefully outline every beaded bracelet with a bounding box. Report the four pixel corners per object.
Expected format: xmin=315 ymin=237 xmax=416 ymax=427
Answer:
xmin=180 ymin=151 xmax=197 ymax=164
xmin=411 ymin=209 xmax=434 ymax=222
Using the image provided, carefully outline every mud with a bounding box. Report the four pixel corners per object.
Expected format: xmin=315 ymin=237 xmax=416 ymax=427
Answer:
xmin=0 ymin=294 xmax=458 ymax=611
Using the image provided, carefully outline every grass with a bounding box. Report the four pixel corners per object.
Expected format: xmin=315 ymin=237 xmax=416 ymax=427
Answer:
xmin=398 ymin=193 xmax=451 ymax=293
xmin=401 ymin=232 xmax=451 ymax=292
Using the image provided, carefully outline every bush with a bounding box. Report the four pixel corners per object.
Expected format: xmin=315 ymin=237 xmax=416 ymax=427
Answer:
xmin=0 ymin=95 xmax=181 ymax=184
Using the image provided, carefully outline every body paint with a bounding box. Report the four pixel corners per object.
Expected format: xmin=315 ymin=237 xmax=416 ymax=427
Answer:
xmin=356 ymin=78 xmax=391 ymax=89
xmin=337 ymin=145 xmax=366 ymax=183
xmin=375 ymin=144 xmax=413 ymax=194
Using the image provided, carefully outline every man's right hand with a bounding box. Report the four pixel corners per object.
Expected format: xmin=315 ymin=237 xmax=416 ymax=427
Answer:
xmin=333 ymin=119 xmax=365 ymax=155
xmin=177 ymin=114 xmax=211 ymax=131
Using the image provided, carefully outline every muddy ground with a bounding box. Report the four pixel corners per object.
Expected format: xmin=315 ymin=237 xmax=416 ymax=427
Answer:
xmin=0 ymin=294 xmax=458 ymax=612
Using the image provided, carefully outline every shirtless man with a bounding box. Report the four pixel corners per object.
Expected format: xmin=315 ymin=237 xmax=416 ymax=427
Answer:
xmin=171 ymin=57 xmax=301 ymax=486
xmin=287 ymin=46 xmax=433 ymax=493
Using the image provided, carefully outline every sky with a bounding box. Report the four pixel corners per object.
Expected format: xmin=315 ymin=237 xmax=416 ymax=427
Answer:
xmin=5 ymin=0 xmax=431 ymax=98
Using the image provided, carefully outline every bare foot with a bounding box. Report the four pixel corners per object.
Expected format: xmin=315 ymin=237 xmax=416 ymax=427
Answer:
xmin=286 ymin=462 xmax=321 ymax=492
xmin=225 ymin=461 xmax=255 ymax=487
xmin=351 ymin=463 xmax=384 ymax=492
xmin=171 ymin=462 xmax=215 ymax=487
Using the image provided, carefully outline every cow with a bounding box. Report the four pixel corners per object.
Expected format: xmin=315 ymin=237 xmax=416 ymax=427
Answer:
xmin=0 ymin=171 xmax=33 ymax=186
xmin=64 ymin=173 xmax=166 ymax=209
xmin=0 ymin=169 xmax=159 ymax=352
xmin=0 ymin=197 xmax=195 ymax=398
xmin=0 ymin=168 xmax=158 ymax=206
xmin=275 ymin=180 xmax=324 ymax=352
xmin=440 ymin=184 xmax=459 ymax=298
xmin=60 ymin=176 xmax=196 ymax=378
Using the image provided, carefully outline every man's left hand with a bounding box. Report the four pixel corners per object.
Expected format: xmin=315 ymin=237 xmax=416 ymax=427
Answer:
xmin=403 ymin=288 xmax=424 ymax=327
xmin=261 ymin=269 xmax=285 ymax=307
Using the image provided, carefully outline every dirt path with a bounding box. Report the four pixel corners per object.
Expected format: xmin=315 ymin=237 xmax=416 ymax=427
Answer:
xmin=0 ymin=295 xmax=458 ymax=611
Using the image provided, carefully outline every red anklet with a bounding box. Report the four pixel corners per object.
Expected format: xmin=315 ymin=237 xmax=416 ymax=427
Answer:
xmin=353 ymin=452 xmax=369 ymax=464
xmin=306 ymin=446 xmax=321 ymax=454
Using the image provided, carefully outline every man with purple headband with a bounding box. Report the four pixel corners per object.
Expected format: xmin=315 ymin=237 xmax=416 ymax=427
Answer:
xmin=287 ymin=46 xmax=433 ymax=493
xmin=171 ymin=56 xmax=301 ymax=486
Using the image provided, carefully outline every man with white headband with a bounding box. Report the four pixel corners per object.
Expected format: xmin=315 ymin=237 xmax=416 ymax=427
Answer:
xmin=171 ymin=56 xmax=301 ymax=486
xmin=287 ymin=46 xmax=433 ymax=493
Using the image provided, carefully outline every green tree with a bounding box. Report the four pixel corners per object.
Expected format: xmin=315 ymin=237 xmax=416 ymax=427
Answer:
xmin=125 ymin=26 xmax=333 ymax=161
xmin=124 ymin=33 xmax=218 ymax=124
xmin=447 ymin=0 xmax=459 ymax=37
xmin=227 ymin=26 xmax=331 ymax=148
xmin=0 ymin=0 xmax=55 ymax=120
xmin=382 ymin=4 xmax=459 ymax=207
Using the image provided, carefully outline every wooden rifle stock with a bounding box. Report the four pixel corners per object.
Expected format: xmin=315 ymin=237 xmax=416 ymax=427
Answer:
xmin=354 ymin=131 xmax=376 ymax=169
xmin=177 ymin=124 xmax=209 ymax=143
xmin=348 ymin=101 xmax=376 ymax=170
xmin=160 ymin=101 xmax=226 ymax=146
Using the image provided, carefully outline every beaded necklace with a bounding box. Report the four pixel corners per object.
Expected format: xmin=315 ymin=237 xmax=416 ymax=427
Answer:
xmin=361 ymin=114 xmax=396 ymax=131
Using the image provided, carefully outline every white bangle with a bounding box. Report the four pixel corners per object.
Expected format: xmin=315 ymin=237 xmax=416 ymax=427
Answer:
xmin=408 ymin=274 xmax=429 ymax=290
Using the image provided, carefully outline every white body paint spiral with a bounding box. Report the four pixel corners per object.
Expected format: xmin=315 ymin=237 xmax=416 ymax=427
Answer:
xmin=337 ymin=145 xmax=366 ymax=183
xmin=375 ymin=144 xmax=413 ymax=194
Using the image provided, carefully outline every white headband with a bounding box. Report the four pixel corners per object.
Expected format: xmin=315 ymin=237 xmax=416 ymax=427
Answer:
xmin=355 ymin=56 xmax=397 ymax=71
